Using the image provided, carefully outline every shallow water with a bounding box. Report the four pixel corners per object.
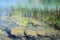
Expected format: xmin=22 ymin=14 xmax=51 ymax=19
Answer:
xmin=0 ymin=0 xmax=60 ymax=40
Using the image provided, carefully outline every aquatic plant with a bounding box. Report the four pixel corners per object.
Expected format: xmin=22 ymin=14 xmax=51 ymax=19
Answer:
xmin=16 ymin=18 xmax=30 ymax=27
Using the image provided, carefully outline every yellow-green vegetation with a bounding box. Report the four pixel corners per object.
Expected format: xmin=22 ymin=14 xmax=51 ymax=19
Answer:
xmin=10 ymin=10 xmax=30 ymax=27
xmin=39 ymin=12 xmax=60 ymax=30
xmin=16 ymin=18 xmax=30 ymax=27
xmin=10 ymin=11 xmax=23 ymax=21
xmin=11 ymin=27 xmax=25 ymax=36
xmin=29 ymin=18 xmax=47 ymax=26
xmin=10 ymin=8 xmax=48 ymax=28
xmin=30 ymin=18 xmax=40 ymax=25
xmin=9 ymin=7 xmax=60 ymax=39
xmin=11 ymin=12 xmax=42 ymax=27
xmin=16 ymin=17 xmax=45 ymax=27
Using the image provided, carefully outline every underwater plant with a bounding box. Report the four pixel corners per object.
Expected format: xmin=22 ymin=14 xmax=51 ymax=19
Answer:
xmin=16 ymin=18 xmax=30 ymax=27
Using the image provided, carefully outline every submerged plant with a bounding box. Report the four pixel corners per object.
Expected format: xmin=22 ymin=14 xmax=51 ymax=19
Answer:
xmin=16 ymin=18 xmax=30 ymax=27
